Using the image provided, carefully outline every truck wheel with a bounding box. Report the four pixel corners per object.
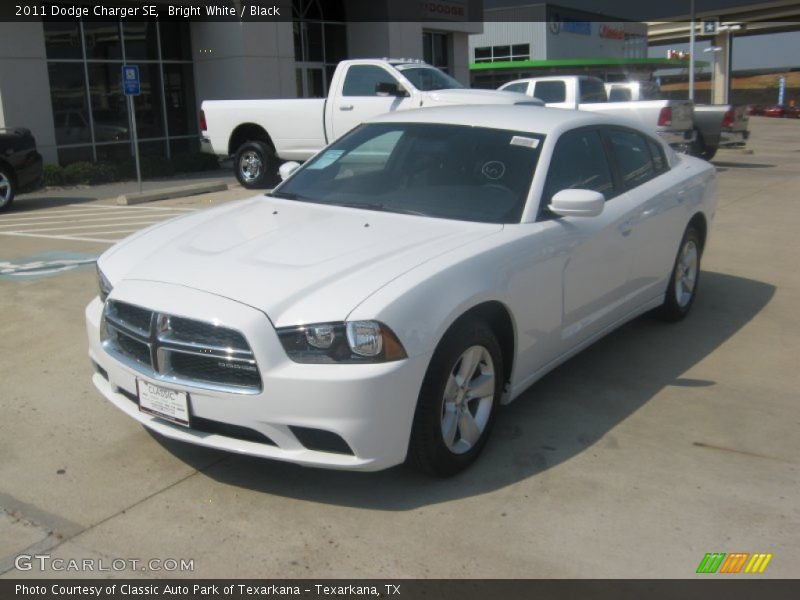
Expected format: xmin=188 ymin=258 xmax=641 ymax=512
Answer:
xmin=0 ymin=166 xmax=15 ymax=212
xmin=688 ymin=130 xmax=706 ymax=158
xmin=234 ymin=141 xmax=279 ymax=189
xmin=407 ymin=318 xmax=503 ymax=477
xmin=657 ymin=225 xmax=702 ymax=322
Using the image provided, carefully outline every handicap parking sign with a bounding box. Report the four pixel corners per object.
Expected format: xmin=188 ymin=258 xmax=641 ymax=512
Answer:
xmin=122 ymin=65 xmax=140 ymax=96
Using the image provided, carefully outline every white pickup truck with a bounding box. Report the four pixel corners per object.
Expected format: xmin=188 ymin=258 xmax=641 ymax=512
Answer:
xmin=499 ymin=75 xmax=695 ymax=150
xmin=605 ymin=81 xmax=750 ymax=161
xmin=201 ymin=59 xmax=538 ymax=188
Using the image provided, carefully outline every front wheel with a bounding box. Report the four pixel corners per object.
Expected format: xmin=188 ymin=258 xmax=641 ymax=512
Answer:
xmin=657 ymin=226 xmax=702 ymax=322
xmin=407 ymin=319 xmax=504 ymax=477
xmin=0 ymin=166 xmax=15 ymax=212
xmin=234 ymin=141 xmax=279 ymax=189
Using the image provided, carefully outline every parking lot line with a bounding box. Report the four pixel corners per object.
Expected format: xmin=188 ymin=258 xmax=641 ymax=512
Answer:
xmin=17 ymin=221 xmax=167 ymax=233
xmin=0 ymin=231 xmax=129 ymax=243
xmin=0 ymin=203 xmax=196 ymax=245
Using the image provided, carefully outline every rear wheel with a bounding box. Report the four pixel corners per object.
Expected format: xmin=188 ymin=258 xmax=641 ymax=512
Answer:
xmin=688 ymin=130 xmax=716 ymax=160
xmin=0 ymin=166 xmax=15 ymax=212
xmin=408 ymin=319 xmax=504 ymax=477
xmin=234 ymin=141 xmax=279 ymax=189
xmin=657 ymin=225 xmax=702 ymax=322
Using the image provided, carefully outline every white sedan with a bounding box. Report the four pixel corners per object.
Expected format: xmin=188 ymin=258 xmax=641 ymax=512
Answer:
xmin=86 ymin=105 xmax=717 ymax=476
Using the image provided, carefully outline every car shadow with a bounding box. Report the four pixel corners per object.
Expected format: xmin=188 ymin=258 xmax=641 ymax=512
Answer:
xmin=8 ymin=195 xmax=97 ymax=212
xmin=711 ymin=161 xmax=775 ymax=169
xmin=152 ymin=271 xmax=775 ymax=510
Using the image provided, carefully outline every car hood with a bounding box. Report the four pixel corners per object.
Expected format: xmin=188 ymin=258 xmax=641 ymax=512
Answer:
xmin=421 ymin=88 xmax=542 ymax=107
xmin=100 ymin=196 xmax=503 ymax=327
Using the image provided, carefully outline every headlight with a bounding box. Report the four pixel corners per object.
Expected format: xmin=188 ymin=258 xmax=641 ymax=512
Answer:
xmin=277 ymin=320 xmax=406 ymax=364
xmin=97 ymin=265 xmax=113 ymax=302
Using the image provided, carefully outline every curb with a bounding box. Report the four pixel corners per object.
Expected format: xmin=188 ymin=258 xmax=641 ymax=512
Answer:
xmin=116 ymin=181 xmax=230 ymax=205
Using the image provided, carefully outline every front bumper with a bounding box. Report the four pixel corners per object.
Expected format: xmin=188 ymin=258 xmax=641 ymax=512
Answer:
xmin=85 ymin=280 xmax=431 ymax=471
xmin=658 ymin=128 xmax=696 ymax=148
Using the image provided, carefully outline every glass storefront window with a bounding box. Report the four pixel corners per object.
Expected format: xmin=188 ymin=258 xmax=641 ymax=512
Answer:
xmin=163 ymin=63 xmax=197 ymax=136
xmin=44 ymin=22 xmax=82 ymax=60
xmin=48 ymin=63 xmax=91 ymax=146
xmin=88 ymin=63 xmax=130 ymax=142
xmin=57 ymin=145 xmax=93 ymax=166
xmin=83 ymin=22 xmax=122 ymax=60
xmin=123 ymin=22 xmax=159 ymax=61
xmin=132 ymin=63 xmax=165 ymax=139
xmin=45 ymin=21 xmax=196 ymax=166
xmin=159 ymin=22 xmax=192 ymax=60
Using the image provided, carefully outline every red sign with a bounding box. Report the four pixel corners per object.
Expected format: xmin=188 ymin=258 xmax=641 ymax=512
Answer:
xmin=599 ymin=25 xmax=626 ymax=40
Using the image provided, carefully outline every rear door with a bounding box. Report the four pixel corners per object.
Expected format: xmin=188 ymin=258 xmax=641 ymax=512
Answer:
xmin=539 ymin=127 xmax=640 ymax=347
xmin=601 ymin=127 xmax=688 ymax=305
xmin=329 ymin=64 xmax=415 ymax=141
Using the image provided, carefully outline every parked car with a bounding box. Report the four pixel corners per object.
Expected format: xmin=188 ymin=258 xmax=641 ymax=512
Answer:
xmin=605 ymin=81 xmax=750 ymax=161
xmin=763 ymin=104 xmax=800 ymax=118
xmin=88 ymin=105 xmax=717 ymax=476
xmin=499 ymin=75 xmax=696 ymax=150
xmin=200 ymin=58 xmax=538 ymax=189
xmin=747 ymin=104 xmax=765 ymax=116
xmin=0 ymin=127 xmax=43 ymax=211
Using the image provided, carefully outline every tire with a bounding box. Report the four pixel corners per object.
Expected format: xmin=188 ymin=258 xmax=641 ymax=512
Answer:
xmin=0 ymin=166 xmax=15 ymax=212
xmin=407 ymin=318 xmax=504 ymax=477
xmin=688 ymin=130 xmax=716 ymax=160
xmin=657 ymin=225 xmax=703 ymax=322
xmin=234 ymin=141 xmax=279 ymax=189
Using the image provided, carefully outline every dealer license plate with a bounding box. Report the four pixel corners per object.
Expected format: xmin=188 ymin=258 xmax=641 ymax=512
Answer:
xmin=137 ymin=379 xmax=190 ymax=427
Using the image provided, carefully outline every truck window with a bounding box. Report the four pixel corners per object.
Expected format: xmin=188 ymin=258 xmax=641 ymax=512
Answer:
xmin=395 ymin=66 xmax=464 ymax=91
xmin=640 ymin=82 xmax=664 ymax=100
xmin=532 ymin=81 xmax=566 ymax=104
xmin=541 ymin=128 xmax=615 ymax=219
xmin=342 ymin=65 xmax=399 ymax=97
xmin=608 ymin=88 xmax=632 ymax=102
xmin=579 ymin=78 xmax=607 ymax=104
xmin=502 ymin=82 xmax=528 ymax=94
xmin=605 ymin=128 xmax=657 ymax=189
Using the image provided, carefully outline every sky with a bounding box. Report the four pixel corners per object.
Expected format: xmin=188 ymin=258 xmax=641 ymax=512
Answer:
xmin=484 ymin=0 xmax=800 ymax=70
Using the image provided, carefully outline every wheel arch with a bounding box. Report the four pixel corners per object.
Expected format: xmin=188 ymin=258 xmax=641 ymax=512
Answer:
xmin=688 ymin=211 xmax=708 ymax=251
xmin=228 ymin=123 xmax=274 ymax=157
xmin=436 ymin=300 xmax=517 ymax=395
xmin=0 ymin=158 xmax=16 ymax=182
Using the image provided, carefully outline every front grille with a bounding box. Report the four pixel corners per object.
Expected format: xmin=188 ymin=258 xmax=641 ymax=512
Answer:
xmin=102 ymin=300 xmax=262 ymax=394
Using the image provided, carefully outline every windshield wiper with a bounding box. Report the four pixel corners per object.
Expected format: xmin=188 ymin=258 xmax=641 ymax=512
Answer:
xmin=334 ymin=202 xmax=426 ymax=217
xmin=266 ymin=190 xmax=298 ymax=199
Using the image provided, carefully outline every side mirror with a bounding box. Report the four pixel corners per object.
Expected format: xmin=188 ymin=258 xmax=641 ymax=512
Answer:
xmin=548 ymin=189 xmax=605 ymax=217
xmin=375 ymin=81 xmax=408 ymax=97
xmin=279 ymin=161 xmax=301 ymax=181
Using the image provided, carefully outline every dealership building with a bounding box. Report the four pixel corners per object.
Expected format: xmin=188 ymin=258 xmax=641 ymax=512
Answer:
xmin=0 ymin=0 xmax=483 ymax=165
xmin=468 ymin=4 xmax=666 ymax=89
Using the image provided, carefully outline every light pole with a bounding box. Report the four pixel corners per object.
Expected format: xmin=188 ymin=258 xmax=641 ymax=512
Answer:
xmin=704 ymin=46 xmax=721 ymax=103
xmin=689 ymin=0 xmax=696 ymax=101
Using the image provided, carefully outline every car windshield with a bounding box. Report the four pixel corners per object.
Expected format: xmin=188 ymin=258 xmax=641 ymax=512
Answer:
xmin=272 ymin=122 xmax=544 ymax=224
xmin=396 ymin=66 xmax=464 ymax=91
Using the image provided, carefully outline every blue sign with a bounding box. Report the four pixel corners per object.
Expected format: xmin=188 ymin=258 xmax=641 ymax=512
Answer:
xmin=122 ymin=65 xmax=140 ymax=96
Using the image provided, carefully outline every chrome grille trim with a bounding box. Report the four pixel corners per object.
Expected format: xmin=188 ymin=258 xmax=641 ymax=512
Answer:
xmin=101 ymin=300 xmax=262 ymax=395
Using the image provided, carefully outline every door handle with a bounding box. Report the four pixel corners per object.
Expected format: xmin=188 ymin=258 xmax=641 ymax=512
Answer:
xmin=339 ymin=105 xmax=354 ymax=111
xmin=619 ymin=219 xmax=635 ymax=235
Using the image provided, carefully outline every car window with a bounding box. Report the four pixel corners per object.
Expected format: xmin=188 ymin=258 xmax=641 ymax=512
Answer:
xmin=395 ymin=66 xmax=464 ymax=91
xmin=646 ymin=138 xmax=668 ymax=173
xmin=608 ymin=87 xmax=632 ymax=102
xmin=579 ymin=78 xmax=607 ymax=103
xmin=541 ymin=128 xmax=615 ymax=218
xmin=502 ymin=82 xmax=529 ymax=94
xmin=533 ymin=81 xmax=566 ymax=104
xmin=606 ymin=128 xmax=657 ymax=189
xmin=274 ymin=122 xmax=545 ymax=224
xmin=342 ymin=65 xmax=399 ymax=97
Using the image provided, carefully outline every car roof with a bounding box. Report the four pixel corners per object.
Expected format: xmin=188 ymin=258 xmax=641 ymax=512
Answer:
xmin=366 ymin=104 xmax=620 ymax=136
